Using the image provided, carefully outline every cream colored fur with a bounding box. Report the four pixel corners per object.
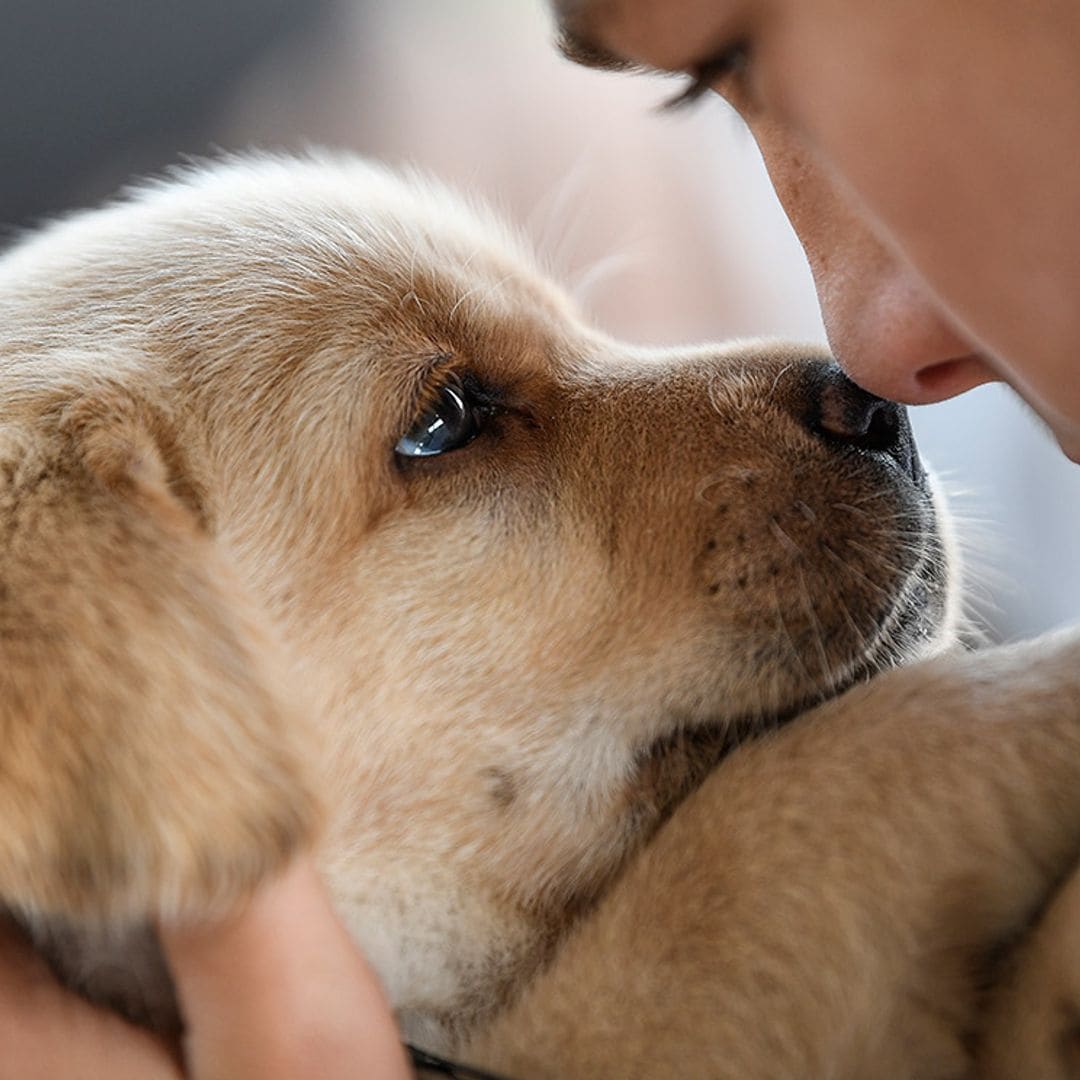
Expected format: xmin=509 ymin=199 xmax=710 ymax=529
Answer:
xmin=4 ymin=152 xmax=1069 ymax=1075
xmin=465 ymin=629 xmax=1080 ymax=1078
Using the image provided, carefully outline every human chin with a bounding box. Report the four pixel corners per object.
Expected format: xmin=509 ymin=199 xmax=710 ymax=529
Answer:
xmin=1056 ymin=427 xmax=1080 ymax=465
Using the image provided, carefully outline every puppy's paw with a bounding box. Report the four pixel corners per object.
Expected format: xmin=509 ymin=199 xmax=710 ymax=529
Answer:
xmin=0 ymin=393 xmax=318 ymax=921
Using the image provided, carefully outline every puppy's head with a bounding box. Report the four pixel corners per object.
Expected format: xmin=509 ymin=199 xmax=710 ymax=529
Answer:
xmin=1 ymin=154 xmax=957 ymax=1042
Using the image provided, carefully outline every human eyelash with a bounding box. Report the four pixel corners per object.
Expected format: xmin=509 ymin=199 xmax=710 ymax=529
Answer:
xmin=660 ymin=40 xmax=752 ymax=112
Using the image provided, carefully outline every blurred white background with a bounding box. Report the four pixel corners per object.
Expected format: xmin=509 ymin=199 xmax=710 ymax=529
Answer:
xmin=4 ymin=0 xmax=1078 ymax=640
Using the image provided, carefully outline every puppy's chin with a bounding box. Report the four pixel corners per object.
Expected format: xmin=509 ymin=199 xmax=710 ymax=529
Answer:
xmin=652 ymin=536 xmax=957 ymax=783
xmin=639 ymin=655 xmax=914 ymax=815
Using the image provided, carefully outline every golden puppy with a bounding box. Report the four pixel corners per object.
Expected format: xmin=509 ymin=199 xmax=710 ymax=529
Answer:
xmin=2 ymin=154 xmax=956 ymax=1055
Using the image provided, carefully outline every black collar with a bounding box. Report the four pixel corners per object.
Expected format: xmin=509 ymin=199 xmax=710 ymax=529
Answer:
xmin=407 ymin=1042 xmax=513 ymax=1079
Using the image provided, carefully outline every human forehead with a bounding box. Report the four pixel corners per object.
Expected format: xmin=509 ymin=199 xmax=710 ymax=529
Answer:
xmin=552 ymin=0 xmax=756 ymax=72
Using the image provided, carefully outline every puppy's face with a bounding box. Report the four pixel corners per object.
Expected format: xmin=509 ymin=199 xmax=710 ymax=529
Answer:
xmin=3 ymin=156 xmax=956 ymax=1044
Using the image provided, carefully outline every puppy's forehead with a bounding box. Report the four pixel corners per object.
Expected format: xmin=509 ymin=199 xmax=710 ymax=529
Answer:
xmin=151 ymin=155 xmax=572 ymax=309
xmin=150 ymin=156 xmax=581 ymax=373
xmin=4 ymin=152 xmax=577 ymax=339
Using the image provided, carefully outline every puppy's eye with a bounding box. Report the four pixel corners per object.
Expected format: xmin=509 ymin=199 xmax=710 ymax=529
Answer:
xmin=396 ymin=381 xmax=481 ymax=458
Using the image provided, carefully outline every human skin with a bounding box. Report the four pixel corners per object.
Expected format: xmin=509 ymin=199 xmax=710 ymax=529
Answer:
xmin=552 ymin=0 xmax=1080 ymax=461
xmin=0 ymin=859 xmax=409 ymax=1080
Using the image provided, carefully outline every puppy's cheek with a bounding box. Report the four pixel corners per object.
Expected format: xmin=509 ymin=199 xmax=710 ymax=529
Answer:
xmin=693 ymin=448 xmax=936 ymax=690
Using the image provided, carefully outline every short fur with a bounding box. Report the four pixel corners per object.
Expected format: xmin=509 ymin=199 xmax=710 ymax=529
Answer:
xmin=464 ymin=630 xmax=1080 ymax=1078
xmin=1 ymin=153 xmax=993 ymax=1062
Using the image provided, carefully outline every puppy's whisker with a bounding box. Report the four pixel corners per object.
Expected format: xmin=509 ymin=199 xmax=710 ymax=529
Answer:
xmin=447 ymin=272 xmax=520 ymax=324
xmin=770 ymin=582 xmax=817 ymax=687
xmin=846 ymin=488 xmax=896 ymax=508
xmin=707 ymin=370 xmax=759 ymax=416
xmin=832 ymin=501 xmax=898 ymax=522
xmin=569 ymin=249 xmax=640 ymax=310
xmin=795 ymin=564 xmax=833 ymax=684
xmin=767 ymin=516 xmax=803 ymax=558
xmin=846 ymin=538 xmax=908 ymax=575
xmin=817 ymin=554 xmax=875 ymax=646
xmin=820 ymin=543 xmax=893 ymax=601
xmin=528 ymin=158 xmax=594 ymax=276
xmin=768 ymin=362 xmax=796 ymax=397
xmin=832 ymin=589 xmax=875 ymax=663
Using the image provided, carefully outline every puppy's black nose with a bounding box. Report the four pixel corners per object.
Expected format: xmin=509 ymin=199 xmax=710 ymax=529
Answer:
xmin=804 ymin=364 xmax=923 ymax=483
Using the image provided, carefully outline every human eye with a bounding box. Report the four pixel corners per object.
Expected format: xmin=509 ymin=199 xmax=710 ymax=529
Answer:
xmin=660 ymin=39 xmax=753 ymax=112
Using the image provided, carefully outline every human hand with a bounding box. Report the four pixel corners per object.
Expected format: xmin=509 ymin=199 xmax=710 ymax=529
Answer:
xmin=0 ymin=915 xmax=182 ymax=1080
xmin=0 ymin=856 xmax=409 ymax=1080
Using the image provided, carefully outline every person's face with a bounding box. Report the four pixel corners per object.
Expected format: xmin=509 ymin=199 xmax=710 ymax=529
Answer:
xmin=554 ymin=0 xmax=1080 ymax=460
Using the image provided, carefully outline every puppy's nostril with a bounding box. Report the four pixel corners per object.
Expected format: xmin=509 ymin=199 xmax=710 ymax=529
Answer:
xmin=804 ymin=363 xmax=923 ymax=483
xmin=863 ymin=402 xmax=901 ymax=452
xmin=820 ymin=395 xmax=900 ymax=452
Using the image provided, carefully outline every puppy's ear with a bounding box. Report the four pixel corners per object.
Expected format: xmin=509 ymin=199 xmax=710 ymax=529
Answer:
xmin=0 ymin=388 xmax=317 ymax=923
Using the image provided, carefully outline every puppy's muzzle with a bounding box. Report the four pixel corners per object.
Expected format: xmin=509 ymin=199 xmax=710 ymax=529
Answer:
xmin=802 ymin=362 xmax=922 ymax=485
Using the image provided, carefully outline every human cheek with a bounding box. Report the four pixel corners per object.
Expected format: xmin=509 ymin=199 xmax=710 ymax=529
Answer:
xmin=765 ymin=2 xmax=1080 ymax=429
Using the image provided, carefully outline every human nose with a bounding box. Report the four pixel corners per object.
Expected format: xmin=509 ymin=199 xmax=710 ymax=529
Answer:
xmin=753 ymin=122 xmax=999 ymax=407
xmin=818 ymin=259 xmax=1000 ymax=407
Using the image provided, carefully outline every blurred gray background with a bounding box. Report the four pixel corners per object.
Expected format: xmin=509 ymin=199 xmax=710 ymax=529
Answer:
xmin=5 ymin=0 xmax=1078 ymax=641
